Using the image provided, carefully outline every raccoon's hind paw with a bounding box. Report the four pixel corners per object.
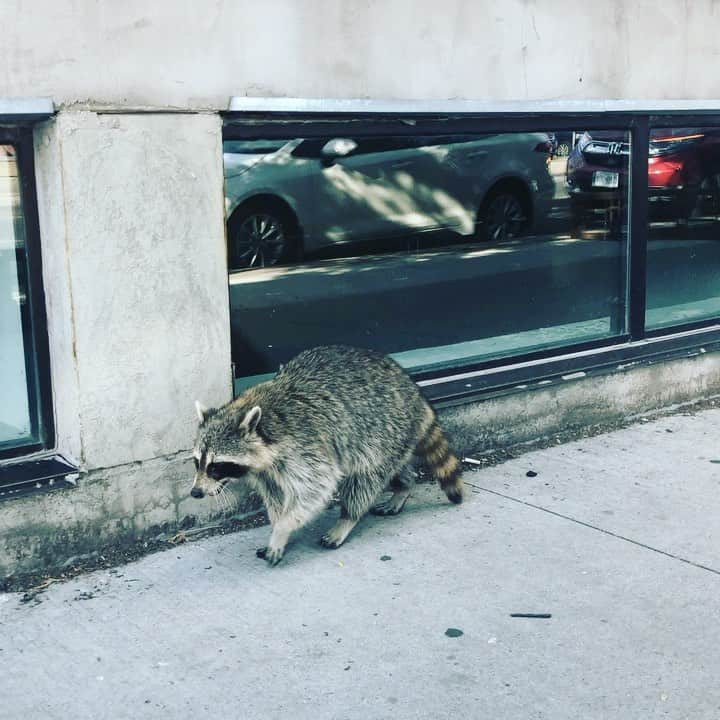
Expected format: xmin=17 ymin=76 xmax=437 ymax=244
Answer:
xmin=255 ymin=547 xmax=267 ymax=559
xmin=445 ymin=487 xmax=463 ymax=504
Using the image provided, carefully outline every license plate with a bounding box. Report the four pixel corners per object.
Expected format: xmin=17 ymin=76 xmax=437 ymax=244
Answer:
xmin=592 ymin=170 xmax=619 ymax=188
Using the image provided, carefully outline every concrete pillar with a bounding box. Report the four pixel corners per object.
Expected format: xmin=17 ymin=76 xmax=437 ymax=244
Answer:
xmin=34 ymin=111 xmax=232 ymax=469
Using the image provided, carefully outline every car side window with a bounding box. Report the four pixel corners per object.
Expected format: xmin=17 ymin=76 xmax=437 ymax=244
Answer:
xmin=291 ymin=136 xmax=417 ymax=160
xmin=350 ymin=137 xmax=416 ymax=156
xmin=290 ymin=138 xmax=330 ymax=159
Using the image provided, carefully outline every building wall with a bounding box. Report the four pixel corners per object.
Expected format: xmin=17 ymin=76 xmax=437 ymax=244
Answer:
xmin=3 ymin=0 xmax=720 ymax=580
xmin=2 ymin=0 xmax=718 ymax=110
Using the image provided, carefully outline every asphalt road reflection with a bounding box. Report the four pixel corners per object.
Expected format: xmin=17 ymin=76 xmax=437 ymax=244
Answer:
xmin=228 ymin=161 xmax=720 ymax=379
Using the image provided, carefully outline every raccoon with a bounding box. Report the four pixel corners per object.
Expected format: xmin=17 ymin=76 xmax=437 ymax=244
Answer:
xmin=191 ymin=345 xmax=463 ymax=566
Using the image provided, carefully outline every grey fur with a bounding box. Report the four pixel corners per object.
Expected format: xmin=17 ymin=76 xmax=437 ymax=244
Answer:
xmin=191 ymin=345 xmax=463 ymax=566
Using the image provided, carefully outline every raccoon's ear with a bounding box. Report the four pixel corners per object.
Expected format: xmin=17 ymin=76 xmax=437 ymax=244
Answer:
xmin=195 ymin=400 xmax=211 ymax=424
xmin=240 ymin=405 xmax=262 ymax=434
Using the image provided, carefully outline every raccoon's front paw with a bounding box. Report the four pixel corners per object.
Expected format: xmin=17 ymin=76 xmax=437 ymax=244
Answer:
xmin=370 ymin=493 xmax=410 ymax=516
xmin=319 ymin=517 xmax=358 ymax=549
xmin=319 ymin=532 xmax=341 ymax=549
xmin=263 ymin=546 xmax=285 ymax=566
xmin=320 ymin=528 xmax=349 ymax=549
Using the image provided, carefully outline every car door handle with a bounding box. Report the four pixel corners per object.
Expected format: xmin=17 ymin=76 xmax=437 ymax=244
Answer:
xmin=391 ymin=160 xmax=413 ymax=169
xmin=466 ymin=150 xmax=488 ymax=159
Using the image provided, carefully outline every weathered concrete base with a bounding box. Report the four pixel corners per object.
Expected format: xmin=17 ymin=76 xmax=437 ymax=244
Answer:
xmin=442 ymin=350 xmax=720 ymax=457
xmin=0 ymin=454 xmax=260 ymax=581
xmin=3 ymin=349 xmax=720 ymax=581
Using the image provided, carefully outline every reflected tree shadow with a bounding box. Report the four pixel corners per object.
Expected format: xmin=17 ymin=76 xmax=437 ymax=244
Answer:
xmin=224 ymin=134 xmax=632 ymax=379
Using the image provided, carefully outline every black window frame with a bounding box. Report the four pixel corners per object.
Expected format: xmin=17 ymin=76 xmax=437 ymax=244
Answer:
xmin=222 ymin=105 xmax=720 ymax=405
xmin=0 ymin=123 xmax=54 ymax=460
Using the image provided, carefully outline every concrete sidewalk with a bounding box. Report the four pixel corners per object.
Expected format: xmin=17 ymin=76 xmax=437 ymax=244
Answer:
xmin=3 ymin=407 xmax=720 ymax=719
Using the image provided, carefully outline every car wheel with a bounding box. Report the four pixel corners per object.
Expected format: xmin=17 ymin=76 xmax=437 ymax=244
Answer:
xmin=227 ymin=205 xmax=296 ymax=270
xmin=478 ymin=189 xmax=529 ymax=242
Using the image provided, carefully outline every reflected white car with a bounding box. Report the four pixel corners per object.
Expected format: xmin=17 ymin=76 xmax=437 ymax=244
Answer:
xmin=223 ymin=133 xmax=555 ymax=270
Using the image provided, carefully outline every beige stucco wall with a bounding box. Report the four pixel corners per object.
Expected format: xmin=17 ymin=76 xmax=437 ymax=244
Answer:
xmin=1 ymin=0 xmax=718 ymax=110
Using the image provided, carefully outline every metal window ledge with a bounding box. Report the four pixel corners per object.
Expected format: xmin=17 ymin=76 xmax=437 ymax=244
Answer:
xmin=227 ymin=97 xmax=720 ymax=116
xmin=0 ymin=97 xmax=54 ymax=124
xmin=0 ymin=454 xmax=79 ymax=501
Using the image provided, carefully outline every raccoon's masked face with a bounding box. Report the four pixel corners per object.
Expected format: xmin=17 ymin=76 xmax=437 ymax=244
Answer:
xmin=190 ymin=401 xmax=270 ymax=499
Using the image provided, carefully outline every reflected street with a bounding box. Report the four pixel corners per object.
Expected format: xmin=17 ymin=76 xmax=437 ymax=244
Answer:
xmin=229 ymin=156 xmax=628 ymax=379
xmin=226 ymin=140 xmax=720 ymax=381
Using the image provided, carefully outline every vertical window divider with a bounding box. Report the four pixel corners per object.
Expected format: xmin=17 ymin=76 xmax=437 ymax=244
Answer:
xmin=628 ymin=116 xmax=650 ymax=340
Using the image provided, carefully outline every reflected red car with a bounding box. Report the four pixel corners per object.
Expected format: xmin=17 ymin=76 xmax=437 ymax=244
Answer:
xmin=566 ymin=128 xmax=720 ymax=227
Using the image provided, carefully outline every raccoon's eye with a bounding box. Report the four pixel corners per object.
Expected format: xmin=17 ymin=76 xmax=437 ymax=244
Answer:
xmin=206 ymin=462 xmax=248 ymax=480
xmin=206 ymin=463 xmax=223 ymax=480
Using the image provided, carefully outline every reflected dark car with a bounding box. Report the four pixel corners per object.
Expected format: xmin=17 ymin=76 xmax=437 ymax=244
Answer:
xmin=223 ymin=134 xmax=555 ymax=269
xmin=566 ymin=128 xmax=720 ymax=229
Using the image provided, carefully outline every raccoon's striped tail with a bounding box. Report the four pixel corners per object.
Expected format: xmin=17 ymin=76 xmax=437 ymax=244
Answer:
xmin=415 ymin=419 xmax=464 ymax=504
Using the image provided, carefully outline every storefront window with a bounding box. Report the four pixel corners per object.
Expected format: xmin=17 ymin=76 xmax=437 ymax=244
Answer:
xmin=224 ymin=129 xmax=630 ymax=388
xmin=645 ymin=127 xmax=720 ymax=330
xmin=0 ymin=144 xmax=44 ymax=452
xmin=224 ymin=130 xmax=631 ymax=386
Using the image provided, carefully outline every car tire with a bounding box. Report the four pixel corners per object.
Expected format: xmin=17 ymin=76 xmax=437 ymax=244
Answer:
xmin=227 ymin=202 xmax=299 ymax=271
xmin=477 ymin=187 xmax=530 ymax=242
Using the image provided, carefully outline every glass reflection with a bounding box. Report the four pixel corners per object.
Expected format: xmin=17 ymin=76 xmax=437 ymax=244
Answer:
xmin=645 ymin=127 xmax=720 ymax=330
xmin=223 ymin=131 xmax=630 ymax=385
xmin=0 ymin=145 xmax=33 ymax=446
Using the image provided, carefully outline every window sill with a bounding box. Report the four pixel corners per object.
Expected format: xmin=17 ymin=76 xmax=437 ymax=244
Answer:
xmin=0 ymin=453 xmax=79 ymax=501
xmin=422 ymin=323 xmax=720 ymax=406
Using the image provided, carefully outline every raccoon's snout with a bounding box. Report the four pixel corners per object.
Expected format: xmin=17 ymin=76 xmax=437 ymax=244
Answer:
xmin=190 ymin=486 xmax=205 ymax=499
xmin=207 ymin=480 xmax=228 ymax=496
